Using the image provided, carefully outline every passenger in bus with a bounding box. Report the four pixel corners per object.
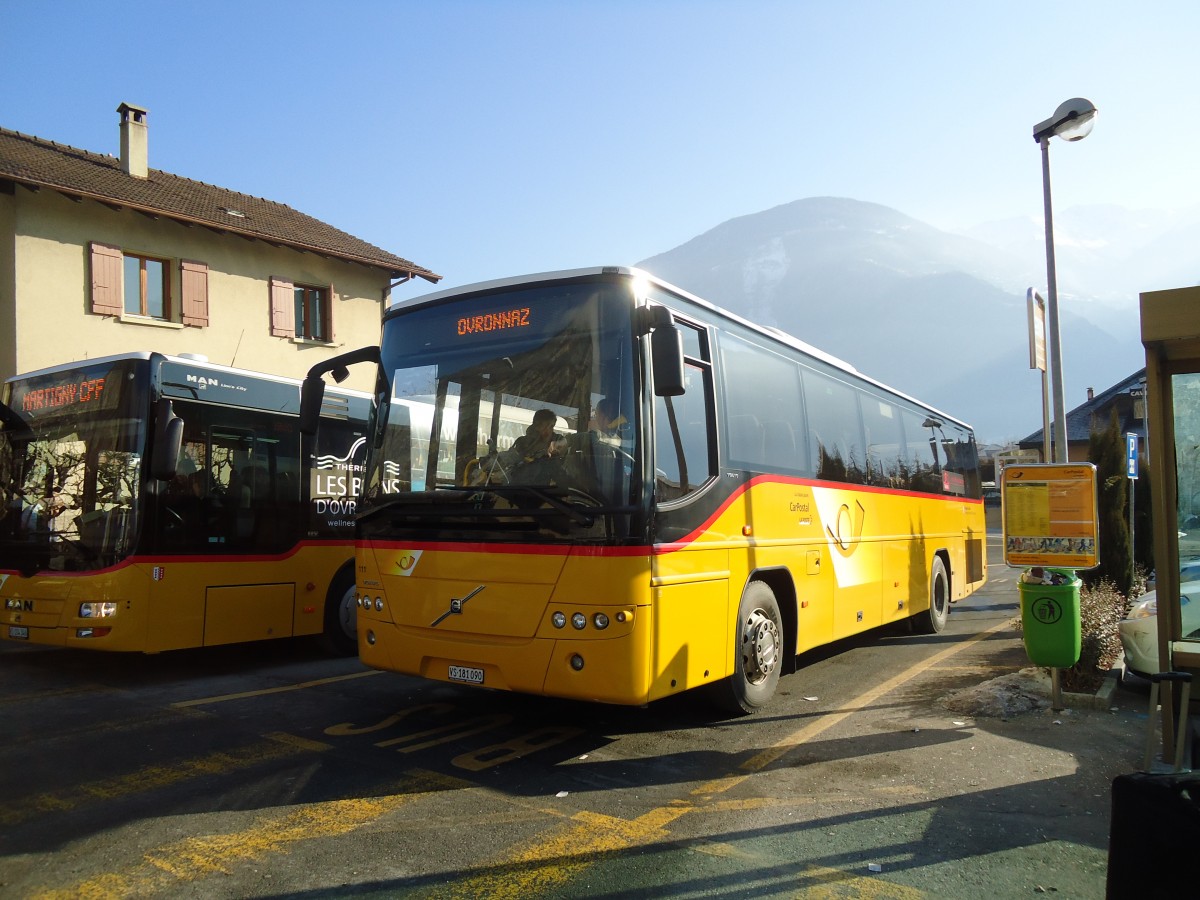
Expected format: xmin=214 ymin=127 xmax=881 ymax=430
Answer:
xmin=510 ymin=409 xmax=560 ymax=462
xmin=589 ymin=397 xmax=628 ymax=442
xmin=502 ymin=408 xmax=566 ymax=489
xmin=225 ymin=467 xmax=256 ymax=540
xmin=551 ymin=398 xmax=632 ymax=501
xmin=227 ymin=467 xmax=253 ymax=507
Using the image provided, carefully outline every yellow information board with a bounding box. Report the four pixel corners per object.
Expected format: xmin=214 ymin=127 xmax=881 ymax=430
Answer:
xmin=1001 ymin=463 xmax=1099 ymax=569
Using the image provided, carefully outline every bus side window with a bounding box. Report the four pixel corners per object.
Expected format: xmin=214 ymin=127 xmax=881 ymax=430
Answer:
xmin=900 ymin=407 xmax=943 ymax=494
xmin=803 ymin=367 xmax=866 ymax=484
xmin=654 ymin=361 xmax=713 ymax=502
xmin=862 ymin=395 xmax=903 ymax=488
xmin=729 ymin=414 xmax=763 ymax=465
xmin=762 ymin=420 xmax=796 ymax=464
xmin=719 ymin=331 xmax=806 ymax=474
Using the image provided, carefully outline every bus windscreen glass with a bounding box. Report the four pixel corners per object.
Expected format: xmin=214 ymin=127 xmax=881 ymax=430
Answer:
xmin=0 ymin=359 xmax=149 ymax=571
xmin=361 ymin=281 xmax=639 ymax=544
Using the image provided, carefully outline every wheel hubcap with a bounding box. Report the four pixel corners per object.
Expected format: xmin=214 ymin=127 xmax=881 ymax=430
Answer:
xmin=742 ymin=609 xmax=780 ymax=684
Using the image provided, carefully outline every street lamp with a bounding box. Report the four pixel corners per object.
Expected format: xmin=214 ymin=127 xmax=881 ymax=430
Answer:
xmin=1033 ymin=98 xmax=1097 ymax=463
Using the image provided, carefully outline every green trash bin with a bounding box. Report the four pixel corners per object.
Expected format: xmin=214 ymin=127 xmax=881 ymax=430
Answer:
xmin=1018 ymin=568 xmax=1082 ymax=668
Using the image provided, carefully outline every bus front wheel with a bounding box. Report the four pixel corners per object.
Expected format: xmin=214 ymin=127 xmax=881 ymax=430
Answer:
xmin=915 ymin=556 xmax=950 ymax=635
xmin=321 ymin=567 xmax=358 ymax=656
xmin=715 ymin=581 xmax=783 ymax=714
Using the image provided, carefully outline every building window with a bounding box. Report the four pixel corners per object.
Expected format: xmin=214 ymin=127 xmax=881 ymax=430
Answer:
xmin=123 ymin=253 xmax=169 ymax=319
xmin=294 ymin=284 xmax=330 ymax=342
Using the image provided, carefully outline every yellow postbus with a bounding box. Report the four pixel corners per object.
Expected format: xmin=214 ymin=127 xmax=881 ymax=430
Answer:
xmin=303 ymin=267 xmax=987 ymax=710
xmin=1 ymin=352 xmax=366 ymax=653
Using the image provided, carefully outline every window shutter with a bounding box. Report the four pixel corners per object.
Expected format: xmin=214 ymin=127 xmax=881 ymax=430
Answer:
xmin=269 ymin=276 xmax=295 ymax=338
xmin=327 ymin=282 xmax=336 ymax=343
xmin=181 ymin=260 xmax=209 ymax=326
xmin=90 ymin=242 xmax=123 ymax=316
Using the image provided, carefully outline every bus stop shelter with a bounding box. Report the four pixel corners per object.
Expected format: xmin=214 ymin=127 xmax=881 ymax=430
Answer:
xmin=1141 ymin=285 xmax=1200 ymax=763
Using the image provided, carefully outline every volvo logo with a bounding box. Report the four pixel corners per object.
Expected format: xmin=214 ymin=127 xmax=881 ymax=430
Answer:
xmin=430 ymin=585 xmax=485 ymax=627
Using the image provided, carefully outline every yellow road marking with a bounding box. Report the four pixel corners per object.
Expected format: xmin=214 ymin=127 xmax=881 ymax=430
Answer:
xmin=171 ymin=668 xmax=381 ymax=708
xmin=0 ymin=733 xmax=325 ymax=827
xmin=22 ymin=618 xmax=1016 ymax=897
xmin=440 ymin=806 xmax=691 ymax=900
xmin=436 ymin=617 xmax=1017 ymax=898
xmin=30 ymin=769 xmax=464 ymax=900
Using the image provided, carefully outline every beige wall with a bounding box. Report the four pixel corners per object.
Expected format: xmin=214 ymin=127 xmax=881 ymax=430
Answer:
xmin=0 ymin=189 xmax=16 ymax=380
xmin=3 ymin=188 xmax=393 ymax=393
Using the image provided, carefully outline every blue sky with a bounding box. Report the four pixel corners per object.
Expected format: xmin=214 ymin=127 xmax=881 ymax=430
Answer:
xmin=2 ymin=1 xmax=1197 ymax=293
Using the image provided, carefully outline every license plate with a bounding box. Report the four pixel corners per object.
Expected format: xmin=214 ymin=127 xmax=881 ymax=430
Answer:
xmin=448 ymin=665 xmax=484 ymax=684
xmin=8 ymin=626 xmax=29 ymax=640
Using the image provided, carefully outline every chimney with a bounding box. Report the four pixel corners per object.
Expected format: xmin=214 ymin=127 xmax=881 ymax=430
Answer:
xmin=1087 ymin=387 xmax=1094 ymax=401
xmin=117 ymin=102 xmax=149 ymax=178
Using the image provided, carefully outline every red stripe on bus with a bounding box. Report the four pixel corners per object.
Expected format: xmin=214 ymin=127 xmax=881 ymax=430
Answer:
xmin=0 ymin=539 xmax=352 ymax=578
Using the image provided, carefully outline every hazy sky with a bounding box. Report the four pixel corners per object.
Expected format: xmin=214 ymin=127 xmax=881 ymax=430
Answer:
xmin=2 ymin=1 xmax=1196 ymax=293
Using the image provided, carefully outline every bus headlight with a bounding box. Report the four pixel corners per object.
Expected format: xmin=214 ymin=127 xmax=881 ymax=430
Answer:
xmin=593 ymin=613 xmax=610 ymax=630
xmin=80 ymin=602 xmax=118 ymax=618
xmin=571 ymin=612 xmax=587 ymax=630
xmin=552 ymin=611 xmax=567 ymax=629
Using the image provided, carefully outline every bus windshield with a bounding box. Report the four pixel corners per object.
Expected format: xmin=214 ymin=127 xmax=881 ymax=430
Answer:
xmin=0 ymin=359 xmax=148 ymax=573
xmin=361 ymin=280 xmax=640 ymax=543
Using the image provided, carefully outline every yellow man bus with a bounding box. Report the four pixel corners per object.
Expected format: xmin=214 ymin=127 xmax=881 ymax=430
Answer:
xmin=303 ymin=267 xmax=987 ymax=710
xmin=1 ymin=352 xmax=366 ymax=653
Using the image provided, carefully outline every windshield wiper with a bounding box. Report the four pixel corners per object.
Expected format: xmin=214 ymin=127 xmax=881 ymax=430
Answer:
xmin=355 ymin=489 xmax=476 ymax=525
xmin=485 ymin=485 xmax=594 ymax=526
xmin=0 ymin=530 xmax=97 ymax=577
xmin=23 ymin=526 xmax=100 ymax=564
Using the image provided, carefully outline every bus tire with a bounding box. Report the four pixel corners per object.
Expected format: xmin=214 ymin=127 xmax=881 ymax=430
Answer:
xmin=916 ymin=556 xmax=950 ymax=634
xmin=321 ymin=566 xmax=358 ymax=656
xmin=715 ymin=581 xmax=783 ymax=714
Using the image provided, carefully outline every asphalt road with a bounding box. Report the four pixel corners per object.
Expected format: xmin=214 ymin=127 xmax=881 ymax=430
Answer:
xmin=0 ymin=533 xmax=1150 ymax=899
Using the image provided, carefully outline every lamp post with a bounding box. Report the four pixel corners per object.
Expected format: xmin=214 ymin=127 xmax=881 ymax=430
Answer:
xmin=1033 ymin=98 xmax=1097 ymax=463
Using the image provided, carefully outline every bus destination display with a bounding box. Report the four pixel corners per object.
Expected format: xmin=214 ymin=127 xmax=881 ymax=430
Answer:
xmin=456 ymin=306 xmax=531 ymax=336
xmin=11 ymin=375 xmax=108 ymax=414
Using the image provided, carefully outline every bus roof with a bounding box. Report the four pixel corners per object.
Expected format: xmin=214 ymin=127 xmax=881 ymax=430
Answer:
xmin=385 ymin=266 xmax=976 ymax=433
xmin=4 ymin=351 xmax=370 ymax=401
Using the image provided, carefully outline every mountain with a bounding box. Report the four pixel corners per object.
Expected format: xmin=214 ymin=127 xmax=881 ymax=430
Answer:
xmin=637 ymin=197 xmax=1158 ymax=444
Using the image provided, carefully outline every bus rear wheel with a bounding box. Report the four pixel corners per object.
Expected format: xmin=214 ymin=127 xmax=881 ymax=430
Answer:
xmin=915 ymin=556 xmax=950 ymax=634
xmin=715 ymin=581 xmax=782 ymax=714
xmin=321 ymin=567 xmax=358 ymax=656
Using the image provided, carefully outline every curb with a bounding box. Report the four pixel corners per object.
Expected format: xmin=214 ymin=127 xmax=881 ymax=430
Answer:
xmin=1060 ymin=668 xmax=1121 ymax=711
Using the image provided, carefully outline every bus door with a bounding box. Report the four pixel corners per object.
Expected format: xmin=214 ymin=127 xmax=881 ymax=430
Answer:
xmin=151 ymin=405 xmax=301 ymax=648
xmin=650 ymin=317 xmax=730 ymax=696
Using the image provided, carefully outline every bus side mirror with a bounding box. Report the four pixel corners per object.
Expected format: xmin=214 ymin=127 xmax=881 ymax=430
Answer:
xmin=300 ymin=375 xmax=326 ymax=435
xmin=151 ymin=399 xmax=183 ymax=481
xmin=651 ymin=324 xmax=686 ymax=397
xmin=299 ymin=345 xmax=381 ymax=435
